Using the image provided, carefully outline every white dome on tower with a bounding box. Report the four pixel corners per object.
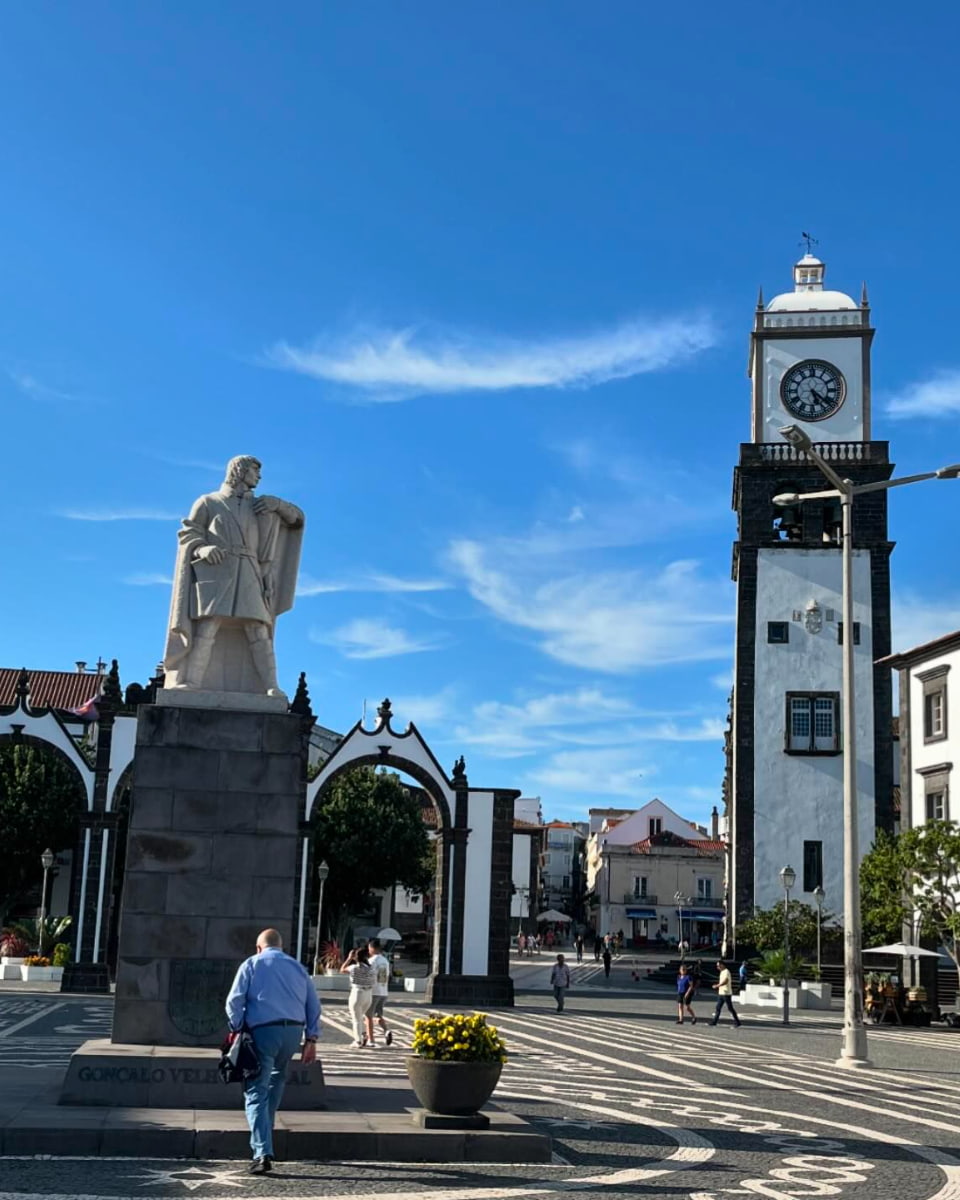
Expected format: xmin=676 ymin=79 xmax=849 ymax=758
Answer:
xmin=766 ymin=253 xmax=858 ymax=312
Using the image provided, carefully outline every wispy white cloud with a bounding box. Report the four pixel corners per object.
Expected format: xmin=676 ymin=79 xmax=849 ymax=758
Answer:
xmin=448 ymin=539 xmax=732 ymax=672
xmin=311 ymin=617 xmax=447 ymax=660
xmin=267 ymin=312 xmax=717 ymax=401
xmin=123 ymin=571 xmax=173 ymax=586
xmin=7 ymin=368 xmax=74 ymax=401
xmin=525 ymin=747 xmax=652 ymax=796
xmin=57 ymin=508 xmax=179 ymax=522
xmin=297 ymin=573 xmax=451 ymax=597
xmin=371 ymin=686 xmax=458 ymax=728
xmin=886 ymin=369 xmax=960 ymax=419
xmin=710 ymin=668 xmax=734 ymax=691
xmin=892 ymin=593 xmax=960 ymax=655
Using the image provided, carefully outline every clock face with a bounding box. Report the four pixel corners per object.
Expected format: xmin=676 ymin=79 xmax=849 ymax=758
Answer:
xmin=780 ymin=359 xmax=846 ymax=422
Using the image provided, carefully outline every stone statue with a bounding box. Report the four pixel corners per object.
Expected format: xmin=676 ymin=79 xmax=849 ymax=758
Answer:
xmin=162 ymin=455 xmax=304 ymax=701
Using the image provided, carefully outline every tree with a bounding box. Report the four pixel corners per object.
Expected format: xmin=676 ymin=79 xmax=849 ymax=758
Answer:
xmin=311 ymin=767 xmax=434 ymax=933
xmin=737 ymin=899 xmax=833 ymax=958
xmin=0 ymin=743 xmax=83 ymax=926
xmin=859 ymin=829 xmax=912 ymax=947
xmin=899 ymin=820 xmax=960 ymax=991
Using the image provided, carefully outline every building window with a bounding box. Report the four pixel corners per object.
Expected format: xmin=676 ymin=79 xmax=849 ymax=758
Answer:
xmin=633 ymin=876 xmax=648 ymax=898
xmin=924 ymin=690 xmax=946 ymax=741
xmin=803 ymin=840 xmax=823 ymax=891
xmin=768 ymin=621 xmax=790 ymax=644
xmin=562 ymin=875 xmax=571 ymax=889
xmin=919 ymin=665 xmax=949 ymax=744
xmin=786 ymin=692 xmax=840 ymax=754
xmin=926 ymin=791 xmax=948 ymax=822
xmin=696 ymin=878 xmax=712 ymax=900
xmin=837 ymin=622 xmax=861 ymax=646
xmin=919 ymin=763 xmax=951 ymax=824
xmin=649 ymin=817 xmax=662 ymax=836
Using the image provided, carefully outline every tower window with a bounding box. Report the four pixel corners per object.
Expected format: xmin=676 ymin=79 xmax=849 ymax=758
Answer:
xmin=649 ymin=817 xmax=662 ymax=837
xmin=837 ymin=622 xmax=861 ymax=646
xmin=785 ymin=692 xmax=840 ymax=754
xmin=768 ymin=621 xmax=790 ymax=644
xmin=803 ymin=841 xmax=823 ymax=891
xmin=926 ymin=791 xmax=948 ymax=822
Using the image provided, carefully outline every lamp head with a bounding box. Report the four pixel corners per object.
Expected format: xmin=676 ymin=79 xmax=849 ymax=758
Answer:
xmin=773 ymin=492 xmax=801 ymax=507
xmin=813 ymin=885 xmax=825 ymax=904
xmin=936 ymin=464 xmax=960 ymax=479
xmin=41 ymin=848 xmax=55 ymax=871
xmin=779 ymin=864 xmax=796 ymax=892
xmin=779 ymin=424 xmax=814 ymax=452
xmin=317 ymin=859 xmax=330 ymax=882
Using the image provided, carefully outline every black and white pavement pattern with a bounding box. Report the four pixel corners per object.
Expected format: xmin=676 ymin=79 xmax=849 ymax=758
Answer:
xmin=3 ymin=971 xmax=960 ymax=1200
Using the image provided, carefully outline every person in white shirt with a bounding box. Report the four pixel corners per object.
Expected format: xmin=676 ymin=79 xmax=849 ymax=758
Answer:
xmin=340 ymin=946 xmax=375 ymax=1047
xmin=366 ymin=938 xmax=393 ymax=1047
xmin=709 ymin=960 xmax=742 ymax=1027
xmin=550 ymin=953 xmax=572 ymax=1012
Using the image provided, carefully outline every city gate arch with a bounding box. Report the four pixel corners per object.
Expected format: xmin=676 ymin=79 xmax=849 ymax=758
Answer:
xmin=304 ymin=699 xmax=517 ymax=1007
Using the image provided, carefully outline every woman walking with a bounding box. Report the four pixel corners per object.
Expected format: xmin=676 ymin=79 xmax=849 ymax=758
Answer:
xmin=341 ymin=946 xmax=375 ymax=1047
xmin=676 ymin=964 xmax=697 ymax=1024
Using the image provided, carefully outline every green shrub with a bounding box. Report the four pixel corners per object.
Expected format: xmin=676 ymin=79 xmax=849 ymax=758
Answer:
xmin=52 ymin=942 xmax=72 ymax=967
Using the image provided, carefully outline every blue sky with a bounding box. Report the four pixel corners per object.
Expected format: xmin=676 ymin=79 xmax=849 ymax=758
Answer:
xmin=4 ymin=2 xmax=960 ymax=824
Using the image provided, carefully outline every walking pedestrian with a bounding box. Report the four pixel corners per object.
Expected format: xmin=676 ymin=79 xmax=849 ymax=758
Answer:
xmin=594 ymin=934 xmax=602 ymax=962
xmin=574 ymin=933 xmax=584 ymax=964
xmin=225 ymin=928 xmax=321 ymax=1175
xmin=676 ymin=964 xmax=697 ymax=1024
xmin=602 ymin=944 xmax=612 ymax=979
xmin=518 ymin=932 xmax=527 ymax=956
xmin=341 ymin=946 xmax=375 ymax=1046
xmin=709 ymin=960 xmax=742 ymax=1027
xmin=738 ymin=960 xmax=748 ymax=990
xmin=550 ymin=953 xmax=572 ymax=1012
xmin=365 ymin=938 xmax=393 ymax=1047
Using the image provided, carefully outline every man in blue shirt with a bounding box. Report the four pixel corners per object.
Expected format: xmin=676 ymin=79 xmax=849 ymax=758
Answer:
xmin=225 ymin=928 xmax=321 ymax=1174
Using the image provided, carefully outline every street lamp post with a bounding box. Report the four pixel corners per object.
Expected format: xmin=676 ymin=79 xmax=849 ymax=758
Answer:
xmin=780 ymin=864 xmax=796 ymax=1026
xmin=775 ymin=423 xmax=960 ymax=1066
xmin=39 ymin=848 xmax=55 ymax=955
xmin=312 ymin=859 xmax=330 ymax=977
xmin=813 ymin=884 xmax=826 ymax=978
xmin=674 ymin=891 xmax=687 ymax=961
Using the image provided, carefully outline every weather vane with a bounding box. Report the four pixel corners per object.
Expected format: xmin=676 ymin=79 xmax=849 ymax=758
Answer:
xmin=800 ymin=231 xmax=819 ymax=255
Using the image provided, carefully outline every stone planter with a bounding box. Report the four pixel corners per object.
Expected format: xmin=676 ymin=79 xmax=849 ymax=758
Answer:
xmin=20 ymin=965 xmax=63 ymax=983
xmin=314 ymin=973 xmax=350 ymax=991
xmin=0 ymin=957 xmax=25 ymax=981
xmin=405 ymin=1056 xmax=502 ymax=1116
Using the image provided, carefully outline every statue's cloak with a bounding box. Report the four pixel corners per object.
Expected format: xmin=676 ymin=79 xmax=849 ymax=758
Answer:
xmin=163 ymin=491 xmax=303 ymax=673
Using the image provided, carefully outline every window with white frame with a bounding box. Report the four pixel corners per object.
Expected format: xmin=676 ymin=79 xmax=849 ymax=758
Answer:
xmin=633 ymin=875 xmax=648 ymax=898
xmin=696 ymin=877 xmax=712 ymax=900
xmin=919 ymin=665 xmax=949 ymax=744
xmin=920 ymin=763 xmax=951 ymax=823
xmin=786 ymin=692 xmax=840 ymax=753
xmin=649 ymin=817 xmax=662 ymax=836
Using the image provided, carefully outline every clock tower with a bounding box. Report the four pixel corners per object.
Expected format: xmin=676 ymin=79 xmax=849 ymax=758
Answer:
xmin=729 ymin=252 xmax=894 ymax=926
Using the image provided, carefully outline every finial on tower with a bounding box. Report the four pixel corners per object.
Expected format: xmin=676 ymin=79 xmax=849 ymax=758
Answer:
xmin=756 ymin=285 xmax=765 ymax=310
xmin=860 ymin=280 xmax=869 ymax=307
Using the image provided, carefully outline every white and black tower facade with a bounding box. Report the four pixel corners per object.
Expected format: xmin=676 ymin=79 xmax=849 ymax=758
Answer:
xmin=730 ymin=253 xmax=895 ymax=921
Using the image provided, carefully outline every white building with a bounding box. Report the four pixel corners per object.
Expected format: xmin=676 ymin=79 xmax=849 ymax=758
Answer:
xmin=883 ymin=632 xmax=960 ymax=831
xmin=728 ymin=251 xmax=894 ymax=921
xmin=585 ymin=799 xmax=723 ymax=942
xmin=541 ymin=821 xmax=585 ymax=917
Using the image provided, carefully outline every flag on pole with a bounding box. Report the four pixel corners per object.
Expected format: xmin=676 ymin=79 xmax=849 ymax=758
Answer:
xmin=67 ymin=696 xmax=100 ymax=721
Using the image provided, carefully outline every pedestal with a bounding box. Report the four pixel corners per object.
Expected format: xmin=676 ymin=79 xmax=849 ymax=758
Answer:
xmin=60 ymin=1040 xmax=325 ymax=1109
xmin=111 ymin=703 xmax=304 ymax=1047
xmin=425 ymin=974 xmax=515 ymax=1007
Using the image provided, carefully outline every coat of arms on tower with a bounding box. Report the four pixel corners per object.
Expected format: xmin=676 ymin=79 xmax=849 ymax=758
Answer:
xmin=803 ymin=601 xmax=823 ymax=635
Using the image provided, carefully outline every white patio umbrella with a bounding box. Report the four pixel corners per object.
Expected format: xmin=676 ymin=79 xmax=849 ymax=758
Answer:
xmin=377 ymin=927 xmax=402 ymax=941
xmin=537 ymin=909 xmax=570 ymax=922
xmin=862 ymin=942 xmax=943 ymax=958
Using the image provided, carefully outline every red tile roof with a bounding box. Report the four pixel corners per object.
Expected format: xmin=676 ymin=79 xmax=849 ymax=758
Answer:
xmin=630 ymin=834 xmax=726 ymax=856
xmin=0 ymin=668 xmax=104 ymax=712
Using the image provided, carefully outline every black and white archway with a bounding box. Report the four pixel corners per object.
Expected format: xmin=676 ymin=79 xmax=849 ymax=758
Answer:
xmin=302 ymin=699 xmax=517 ymax=1007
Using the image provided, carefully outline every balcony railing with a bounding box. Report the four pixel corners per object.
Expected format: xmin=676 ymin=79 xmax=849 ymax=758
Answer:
xmin=623 ymin=892 xmax=657 ymax=905
xmin=741 ymin=441 xmax=888 ymax=466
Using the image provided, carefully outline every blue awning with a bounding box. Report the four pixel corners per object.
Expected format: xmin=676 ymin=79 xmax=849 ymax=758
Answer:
xmin=690 ymin=910 xmax=724 ymax=921
xmin=625 ymin=908 xmax=657 ymax=919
